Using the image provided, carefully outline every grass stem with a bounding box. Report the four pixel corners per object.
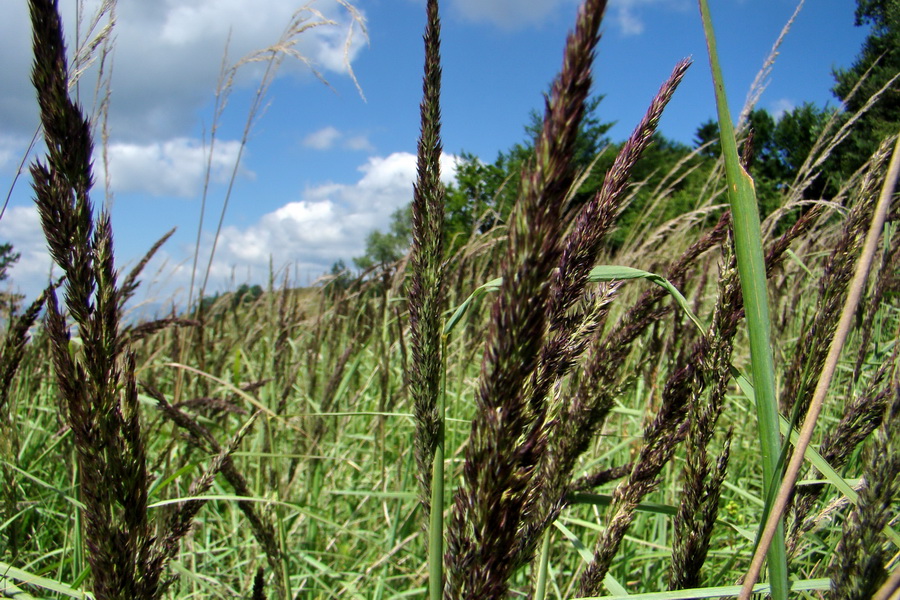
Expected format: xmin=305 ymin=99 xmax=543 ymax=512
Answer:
xmin=697 ymin=1 xmax=789 ymax=597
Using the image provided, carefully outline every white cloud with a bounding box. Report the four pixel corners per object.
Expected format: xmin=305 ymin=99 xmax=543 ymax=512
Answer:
xmin=0 ymin=0 xmax=368 ymax=142
xmin=344 ymin=135 xmax=375 ymax=152
xmin=609 ymin=0 xmax=689 ymax=36
xmin=770 ymin=98 xmax=795 ymax=120
xmin=303 ymin=126 xmax=374 ymax=152
xmin=203 ymin=151 xmax=459 ymax=285
xmin=0 ymin=135 xmax=27 ymax=172
xmin=303 ymin=126 xmax=342 ymax=150
xmin=0 ymin=206 xmax=55 ymax=300
xmin=95 ymin=138 xmax=248 ymax=198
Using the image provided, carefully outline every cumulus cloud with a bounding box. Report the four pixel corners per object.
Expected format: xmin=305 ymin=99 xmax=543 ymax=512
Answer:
xmin=204 ymin=151 xmax=458 ymax=285
xmin=95 ymin=138 xmax=249 ymax=198
xmin=303 ymin=126 xmax=342 ymax=150
xmin=609 ymin=0 xmax=689 ymax=36
xmin=0 ymin=206 xmax=55 ymax=300
xmin=303 ymin=126 xmax=374 ymax=152
xmin=0 ymin=0 xmax=368 ymax=142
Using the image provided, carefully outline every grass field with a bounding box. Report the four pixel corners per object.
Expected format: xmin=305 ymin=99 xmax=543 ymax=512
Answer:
xmin=1 ymin=0 xmax=898 ymax=598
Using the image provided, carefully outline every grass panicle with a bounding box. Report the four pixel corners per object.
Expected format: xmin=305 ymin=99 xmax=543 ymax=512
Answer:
xmin=536 ymin=54 xmax=691 ymax=468
xmin=28 ymin=1 xmax=256 ymax=597
xmin=827 ymin=384 xmax=900 ymax=599
xmin=409 ymin=0 xmax=446 ymax=517
xmin=667 ymin=252 xmax=740 ymax=590
xmin=533 ymin=58 xmax=692 ymax=416
xmin=444 ymin=1 xmax=608 ymax=596
xmin=406 ymin=1 xmax=448 ymax=598
xmin=789 ymin=361 xmax=893 ymax=550
xmin=6 ymin=0 xmax=898 ymax=596
xmin=780 ymin=139 xmax=892 ymax=419
xmin=577 ymin=242 xmax=741 ymax=595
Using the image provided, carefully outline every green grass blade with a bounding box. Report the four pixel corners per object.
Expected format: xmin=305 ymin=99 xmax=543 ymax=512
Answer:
xmin=588 ymin=265 xmax=706 ymax=333
xmin=445 ymin=267 xmax=705 ymax=337
xmin=574 ymin=578 xmax=831 ymax=600
xmin=697 ymin=1 xmax=789 ymax=597
xmin=735 ymin=372 xmax=900 ymax=547
xmin=553 ymin=522 xmax=629 ymax=595
xmin=567 ymin=492 xmax=678 ymax=516
xmin=0 ymin=560 xmax=95 ymax=599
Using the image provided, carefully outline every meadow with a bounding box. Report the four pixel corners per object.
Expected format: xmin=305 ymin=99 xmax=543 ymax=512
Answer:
xmin=1 ymin=0 xmax=898 ymax=598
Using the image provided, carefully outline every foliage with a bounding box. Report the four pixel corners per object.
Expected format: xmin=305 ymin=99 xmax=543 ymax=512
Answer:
xmin=200 ymin=283 xmax=264 ymax=312
xmin=0 ymin=243 xmax=19 ymax=283
xmin=353 ymin=205 xmax=413 ymax=269
xmin=833 ymin=0 xmax=900 ymax=174
xmin=0 ymin=243 xmax=22 ymax=315
xmin=3 ymin=0 xmax=898 ymax=599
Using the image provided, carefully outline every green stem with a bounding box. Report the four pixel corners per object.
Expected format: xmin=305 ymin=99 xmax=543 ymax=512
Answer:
xmin=428 ymin=334 xmax=448 ymax=600
xmin=698 ymin=1 xmax=789 ymax=598
xmin=534 ymin=527 xmax=552 ymax=600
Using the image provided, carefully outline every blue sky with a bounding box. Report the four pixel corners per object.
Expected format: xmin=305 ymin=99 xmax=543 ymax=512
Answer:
xmin=0 ymin=0 xmax=869 ymax=309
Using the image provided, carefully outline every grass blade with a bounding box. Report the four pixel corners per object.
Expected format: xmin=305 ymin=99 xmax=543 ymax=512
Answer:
xmin=697 ymin=1 xmax=788 ymax=597
xmin=573 ymin=578 xmax=831 ymax=600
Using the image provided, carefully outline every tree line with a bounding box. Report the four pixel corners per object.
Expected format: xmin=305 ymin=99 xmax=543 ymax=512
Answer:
xmin=350 ymin=0 xmax=898 ymax=271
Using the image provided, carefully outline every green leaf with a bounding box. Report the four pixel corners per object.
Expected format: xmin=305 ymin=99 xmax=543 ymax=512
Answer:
xmin=444 ymin=267 xmax=705 ymax=337
xmin=553 ymin=522 xmax=629 ymax=596
xmin=574 ymin=578 xmax=831 ymax=599
xmin=698 ymin=0 xmax=788 ymax=596
xmin=443 ymin=277 xmax=502 ymax=335
xmin=0 ymin=561 xmax=95 ymax=599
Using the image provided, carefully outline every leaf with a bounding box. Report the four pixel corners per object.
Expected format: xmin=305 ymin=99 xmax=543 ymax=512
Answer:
xmin=0 ymin=561 xmax=95 ymax=599
xmin=444 ymin=268 xmax=706 ymax=337
xmin=573 ymin=578 xmax=831 ymax=600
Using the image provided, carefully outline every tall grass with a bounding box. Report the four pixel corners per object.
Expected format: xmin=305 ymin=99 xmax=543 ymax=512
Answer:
xmin=1 ymin=0 xmax=897 ymax=598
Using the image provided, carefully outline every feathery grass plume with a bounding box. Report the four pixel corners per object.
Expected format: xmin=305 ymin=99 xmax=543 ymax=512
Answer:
xmin=534 ymin=59 xmax=691 ymax=411
xmin=409 ymin=0 xmax=446 ymax=520
xmin=667 ymin=251 xmax=740 ymax=590
xmin=29 ymin=1 xmax=257 ymax=596
xmin=789 ymin=362 xmax=892 ymax=550
xmin=30 ymin=0 xmax=152 ymax=596
xmin=145 ymin=412 xmax=259 ymax=593
xmin=544 ymin=213 xmax=729 ymax=508
xmin=576 ymin=251 xmax=740 ymax=595
xmin=779 ymin=139 xmax=892 ymax=418
xmin=444 ymin=0 xmax=607 ymax=596
xmin=149 ymin=387 xmax=284 ymax=593
xmin=827 ymin=384 xmax=900 ymax=599
xmin=572 ymin=192 xmax=819 ymax=595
